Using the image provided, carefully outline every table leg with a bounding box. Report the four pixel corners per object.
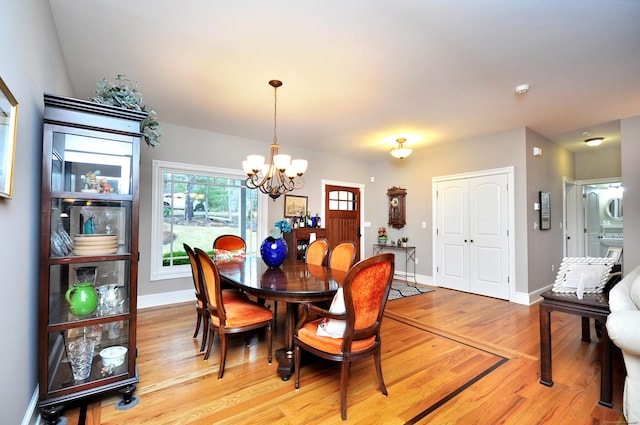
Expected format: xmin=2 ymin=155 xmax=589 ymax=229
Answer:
xmin=581 ymin=316 xmax=591 ymax=342
xmin=275 ymin=301 xmax=296 ymax=381
xmin=539 ymin=303 xmax=553 ymax=387
xmin=599 ymin=318 xmax=614 ymax=407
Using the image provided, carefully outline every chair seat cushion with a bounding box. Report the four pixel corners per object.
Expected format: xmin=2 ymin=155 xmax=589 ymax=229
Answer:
xmin=298 ymin=319 xmax=376 ymax=354
xmin=210 ymin=299 xmax=273 ymax=327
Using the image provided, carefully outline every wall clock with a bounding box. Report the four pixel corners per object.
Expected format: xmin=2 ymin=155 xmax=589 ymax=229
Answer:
xmin=387 ymin=186 xmax=407 ymax=229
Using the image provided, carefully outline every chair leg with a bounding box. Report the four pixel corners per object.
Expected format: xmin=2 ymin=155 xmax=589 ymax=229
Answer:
xmin=340 ymin=360 xmax=351 ymax=420
xmin=200 ymin=314 xmax=208 ymax=352
xmin=218 ymin=332 xmax=227 ymax=380
xmin=193 ymin=308 xmax=202 ymax=338
xmin=374 ymin=349 xmax=388 ymax=396
xmin=267 ymin=322 xmax=273 ymax=364
xmin=294 ymin=345 xmax=301 ymax=389
xmin=203 ymin=327 xmax=215 ymax=361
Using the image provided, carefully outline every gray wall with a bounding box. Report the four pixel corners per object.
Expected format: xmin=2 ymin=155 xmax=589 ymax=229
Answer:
xmin=137 ymin=122 xmax=372 ymax=297
xmin=0 ymin=1 xmax=73 ymax=423
xmin=525 ymin=129 xmax=575 ymax=293
xmin=621 ymin=115 xmax=640 ymax=271
xmin=365 ymin=128 xmax=530 ymax=292
xmin=575 ymin=146 xmax=622 ymax=180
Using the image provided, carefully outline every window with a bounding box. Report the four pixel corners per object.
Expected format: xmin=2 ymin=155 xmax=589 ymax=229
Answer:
xmin=328 ymin=190 xmax=357 ymax=211
xmin=151 ymin=161 xmax=265 ymax=280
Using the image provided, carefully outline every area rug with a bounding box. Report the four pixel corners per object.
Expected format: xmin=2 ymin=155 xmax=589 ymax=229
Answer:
xmin=388 ymin=281 xmax=434 ymax=300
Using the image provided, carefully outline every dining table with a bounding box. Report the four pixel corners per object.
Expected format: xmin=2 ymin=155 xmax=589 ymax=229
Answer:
xmin=216 ymin=256 xmax=344 ymax=380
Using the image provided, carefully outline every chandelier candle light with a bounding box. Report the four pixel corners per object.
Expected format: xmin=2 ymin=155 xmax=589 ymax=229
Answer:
xmin=243 ymin=80 xmax=308 ymax=200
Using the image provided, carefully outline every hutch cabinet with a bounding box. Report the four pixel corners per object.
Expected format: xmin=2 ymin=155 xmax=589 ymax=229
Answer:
xmin=284 ymin=228 xmax=327 ymax=262
xmin=38 ymin=94 xmax=144 ymax=422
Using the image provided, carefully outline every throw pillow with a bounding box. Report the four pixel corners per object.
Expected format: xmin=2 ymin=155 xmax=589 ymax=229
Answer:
xmin=213 ymin=248 xmax=246 ymax=262
xmin=316 ymin=288 xmax=346 ymax=339
xmin=552 ymin=257 xmax=613 ymax=295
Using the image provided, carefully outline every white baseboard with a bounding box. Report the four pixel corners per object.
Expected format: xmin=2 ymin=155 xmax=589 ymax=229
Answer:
xmin=138 ymin=289 xmax=193 ymax=309
xmin=22 ymin=385 xmax=39 ymax=425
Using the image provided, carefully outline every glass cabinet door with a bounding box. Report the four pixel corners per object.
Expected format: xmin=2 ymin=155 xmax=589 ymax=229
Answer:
xmin=51 ymin=130 xmax=133 ymax=195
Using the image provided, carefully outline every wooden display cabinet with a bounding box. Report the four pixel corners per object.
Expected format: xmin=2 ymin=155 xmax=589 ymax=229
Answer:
xmin=283 ymin=228 xmax=327 ymax=262
xmin=37 ymin=94 xmax=144 ymax=423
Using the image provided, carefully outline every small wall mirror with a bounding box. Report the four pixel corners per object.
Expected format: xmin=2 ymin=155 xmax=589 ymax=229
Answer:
xmin=606 ymin=197 xmax=623 ymax=220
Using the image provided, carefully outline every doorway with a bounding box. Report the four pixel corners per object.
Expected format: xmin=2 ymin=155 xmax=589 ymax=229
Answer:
xmin=321 ymin=180 xmax=364 ymax=262
xmin=563 ymin=177 xmax=623 ymax=259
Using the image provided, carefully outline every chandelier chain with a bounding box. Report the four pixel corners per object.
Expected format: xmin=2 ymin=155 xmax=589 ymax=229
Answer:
xmin=273 ymin=85 xmax=278 ymax=144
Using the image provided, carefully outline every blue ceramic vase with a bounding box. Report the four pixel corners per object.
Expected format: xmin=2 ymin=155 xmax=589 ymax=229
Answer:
xmin=260 ymin=237 xmax=288 ymax=268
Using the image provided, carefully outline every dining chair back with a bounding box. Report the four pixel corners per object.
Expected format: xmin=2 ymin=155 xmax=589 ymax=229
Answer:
xmin=306 ymin=238 xmax=329 ymax=266
xmin=213 ymin=234 xmax=246 ymax=252
xmin=294 ymin=253 xmax=395 ymax=420
xmin=184 ymin=243 xmax=208 ymax=352
xmin=328 ymin=241 xmax=357 ymax=272
xmin=195 ymin=247 xmax=273 ymax=379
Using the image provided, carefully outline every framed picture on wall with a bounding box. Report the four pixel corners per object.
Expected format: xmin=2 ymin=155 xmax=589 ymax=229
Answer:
xmin=284 ymin=195 xmax=307 ymax=217
xmin=539 ymin=191 xmax=551 ymax=230
xmin=0 ymin=77 xmax=18 ymax=199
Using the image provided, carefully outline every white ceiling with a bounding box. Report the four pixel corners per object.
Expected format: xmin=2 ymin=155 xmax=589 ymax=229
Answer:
xmin=48 ymin=0 xmax=640 ymax=161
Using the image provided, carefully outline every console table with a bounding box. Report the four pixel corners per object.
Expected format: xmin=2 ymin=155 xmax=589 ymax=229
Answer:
xmin=539 ymin=290 xmax=613 ymax=407
xmin=372 ymin=244 xmax=416 ymax=282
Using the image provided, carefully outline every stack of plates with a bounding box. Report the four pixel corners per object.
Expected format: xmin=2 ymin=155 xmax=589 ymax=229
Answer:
xmin=73 ymin=234 xmax=118 ymax=256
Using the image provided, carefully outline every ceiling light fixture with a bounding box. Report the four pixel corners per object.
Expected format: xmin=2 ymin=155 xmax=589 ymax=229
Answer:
xmin=585 ymin=137 xmax=604 ymax=147
xmin=242 ymin=80 xmax=308 ymax=200
xmin=515 ymin=84 xmax=530 ymax=94
xmin=390 ymin=138 xmax=412 ymax=159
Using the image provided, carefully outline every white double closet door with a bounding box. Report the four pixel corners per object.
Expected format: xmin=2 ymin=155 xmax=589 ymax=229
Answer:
xmin=434 ymin=170 xmax=511 ymax=300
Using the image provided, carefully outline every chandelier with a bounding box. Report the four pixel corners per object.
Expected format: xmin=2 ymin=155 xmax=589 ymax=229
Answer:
xmin=242 ymin=80 xmax=308 ymax=200
xmin=390 ymin=137 xmax=413 ymax=159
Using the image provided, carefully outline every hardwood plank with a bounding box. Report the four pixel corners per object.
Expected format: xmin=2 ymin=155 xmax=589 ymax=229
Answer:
xmin=56 ymin=287 xmax=625 ymax=424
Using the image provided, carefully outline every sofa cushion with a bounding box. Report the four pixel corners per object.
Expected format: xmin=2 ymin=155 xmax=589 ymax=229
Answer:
xmin=630 ymin=273 xmax=640 ymax=310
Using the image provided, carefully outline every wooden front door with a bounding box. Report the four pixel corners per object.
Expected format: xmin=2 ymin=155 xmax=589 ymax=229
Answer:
xmin=324 ymin=185 xmax=361 ymax=262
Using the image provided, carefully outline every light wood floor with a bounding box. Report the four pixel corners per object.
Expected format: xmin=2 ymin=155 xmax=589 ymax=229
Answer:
xmin=58 ymin=286 xmax=627 ymax=424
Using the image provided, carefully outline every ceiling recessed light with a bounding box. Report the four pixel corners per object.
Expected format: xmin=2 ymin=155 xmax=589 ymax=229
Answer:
xmin=515 ymin=84 xmax=530 ymax=94
xmin=585 ymin=137 xmax=604 ymax=147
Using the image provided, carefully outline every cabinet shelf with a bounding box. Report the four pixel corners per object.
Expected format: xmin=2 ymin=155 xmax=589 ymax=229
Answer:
xmin=283 ymin=228 xmax=327 ymax=262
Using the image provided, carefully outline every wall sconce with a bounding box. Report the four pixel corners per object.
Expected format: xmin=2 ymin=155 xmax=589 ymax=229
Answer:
xmin=533 ymin=147 xmax=543 ymax=156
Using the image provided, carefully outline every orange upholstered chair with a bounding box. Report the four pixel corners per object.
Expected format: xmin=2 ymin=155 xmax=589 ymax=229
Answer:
xmin=294 ymin=253 xmax=395 ymax=420
xmin=305 ymin=238 xmax=329 ymax=266
xmin=184 ymin=243 xmax=246 ymax=353
xmin=195 ymin=248 xmax=273 ymax=379
xmin=328 ymin=241 xmax=357 ymax=272
xmin=212 ymin=234 xmax=246 ymax=260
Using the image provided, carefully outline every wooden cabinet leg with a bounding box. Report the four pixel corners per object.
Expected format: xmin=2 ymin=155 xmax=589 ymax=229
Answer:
xmin=40 ymin=405 xmax=65 ymax=425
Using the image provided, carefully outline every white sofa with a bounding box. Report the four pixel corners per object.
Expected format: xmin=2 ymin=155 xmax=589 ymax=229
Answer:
xmin=607 ymin=264 xmax=640 ymax=424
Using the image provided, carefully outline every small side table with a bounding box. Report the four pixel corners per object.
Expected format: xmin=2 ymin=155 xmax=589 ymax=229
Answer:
xmin=372 ymin=244 xmax=416 ymax=282
xmin=539 ymin=290 xmax=613 ymax=407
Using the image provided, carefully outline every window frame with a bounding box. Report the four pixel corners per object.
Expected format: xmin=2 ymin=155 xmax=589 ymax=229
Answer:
xmin=150 ymin=160 xmax=267 ymax=281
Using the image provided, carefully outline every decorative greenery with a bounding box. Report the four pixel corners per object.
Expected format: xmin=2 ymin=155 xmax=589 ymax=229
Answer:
xmin=377 ymin=226 xmax=387 ymax=239
xmin=271 ymin=220 xmax=292 ymax=239
xmin=401 ymin=236 xmax=409 ymax=243
xmin=90 ymin=74 xmax=162 ymax=147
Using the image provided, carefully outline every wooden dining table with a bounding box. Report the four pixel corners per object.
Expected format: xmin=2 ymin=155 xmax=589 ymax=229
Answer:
xmin=216 ymin=256 xmax=344 ymax=380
